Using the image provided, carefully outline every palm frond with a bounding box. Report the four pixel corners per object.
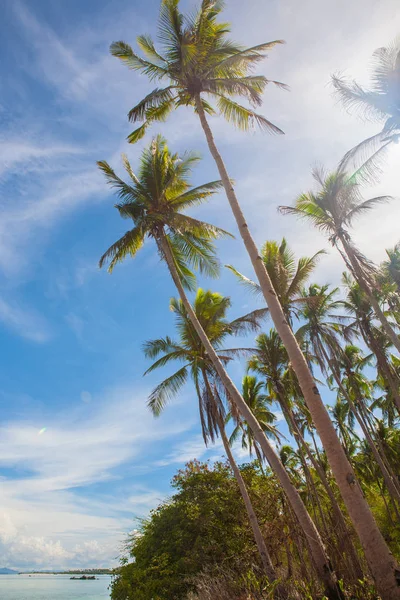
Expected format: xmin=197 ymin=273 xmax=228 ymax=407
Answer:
xmin=143 ymin=336 xmax=178 ymax=358
xmin=169 ymin=232 xmax=221 ymax=279
xmin=168 ymin=212 xmax=233 ymax=239
xmin=344 ymin=195 xmax=394 ymax=227
xmin=209 ymin=40 xmax=285 ymax=74
xmin=99 ymin=226 xmax=144 ymax=272
xmin=286 ymin=250 xmax=326 ymax=299
xmin=144 ymin=353 xmax=189 ymax=375
xmin=110 ymin=41 xmax=168 ymax=79
xmin=216 ymin=95 xmax=284 ymax=134
xmin=147 ymin=366 xmax=188 ymax=416
xmin=97 ymin=160 xmax=139 ymax=203
xmin=136 ymin=34 xmax=167 ymax=65
xmin=162 ymin=234 xmax=197 ymax=291
xmin=331 ymin=74 xmax=388 ymax=122
xmin=128 ymin=87 xmax=176 ymax=123
xmin=127 ymin=123 xmax=149 ymax=144
xmin=225 ymin=265 xmax=262 ymax=296
xmin=229 ymin=308 xmax=268 ymax=335
xmin=170 ymin=180 xmax=223 ymax=209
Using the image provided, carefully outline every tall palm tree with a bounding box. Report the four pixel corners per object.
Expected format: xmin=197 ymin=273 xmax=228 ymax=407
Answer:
xmin=98 ymin=138 xmax=339 ymax=596
xmin=280 ymin=168 xmax=400 ymax=355
xmin=108 ymin=6 xmax=399 ymax=592
xmin=342 ymin=273 xmax=400 ymax=412
xmin=144 ymin=289 xmax=277 ymax=581
xmin=332 ymin=38 xmax=400 ymax=174
xmin=227 ymin=238 xmax=325 ymax=325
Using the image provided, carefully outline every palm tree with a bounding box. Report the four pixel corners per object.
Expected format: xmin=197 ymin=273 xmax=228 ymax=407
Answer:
xmin=332 ymin=38 xmax=400 ymax=174
xmin=342 ymin=273 xmax=400 ymax=412
xmin=229 ymin=375 xmax=281 ymax=468
xmin=280 ymin=168 xmax=400 ymax=355
xmin=143 ymin=289 xmax=277 ymax=581
xmin=381 ymin=242 xmax=400 ymax=293
xmin=98 ymin=138 xmax=339 ymax=596
xmin=108 ymin=6 xmax=398 ymax=592
xmin=227 ymin=238 xmax=325 ymax=325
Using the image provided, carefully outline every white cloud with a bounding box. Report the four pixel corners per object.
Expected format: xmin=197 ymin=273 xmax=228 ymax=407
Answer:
xmin=154 ymin=435 xmax=223 ymax=467
xmin=0 ymin=296 xmax=52 ymax=342
xmin=0 ymin=384 xmax=193 ymax=568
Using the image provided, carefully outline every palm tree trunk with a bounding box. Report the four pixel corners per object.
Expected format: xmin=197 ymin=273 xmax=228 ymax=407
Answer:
xmin=158 ymin=232 xmax=341 ymax=599
xmin=194 ymin=95 xmax=400 ymax=599
xmin=339 ymin=234 xmax=400 ymax=355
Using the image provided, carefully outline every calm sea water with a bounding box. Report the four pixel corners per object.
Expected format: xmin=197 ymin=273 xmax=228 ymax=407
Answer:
xmin=0 ymin=574 xmax=111 ymax=599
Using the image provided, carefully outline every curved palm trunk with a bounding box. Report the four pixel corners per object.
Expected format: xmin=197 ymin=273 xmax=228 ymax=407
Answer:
xmin=194 ymin=96 xmax=400 ymax=599
xmin=339 ymin=234 xmax=400 ymax=355
xmin=158 ymin=233 xmax=341 ymax=600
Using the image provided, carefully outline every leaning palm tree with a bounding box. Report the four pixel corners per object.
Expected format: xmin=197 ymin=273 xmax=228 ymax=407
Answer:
xmin=109 ymin=6 xmax=399 ymax=593
xmin=144 ymin=289 xmax=277 ymax=581
xmin=227 ymin=238 xmax=325 ymax=325
xmin=99 ymin=136 xmax=339 ymax=597
xmin=332 ymin=38 xmax=400 ymax=175
xmin=280 ymin=168 xmax=400 ymax=355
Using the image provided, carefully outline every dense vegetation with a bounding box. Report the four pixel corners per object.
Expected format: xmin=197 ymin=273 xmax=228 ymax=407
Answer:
xmin=95 ymin=0 xmax=400 ymax=598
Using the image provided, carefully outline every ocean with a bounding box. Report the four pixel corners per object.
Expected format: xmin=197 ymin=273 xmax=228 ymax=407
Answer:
xmin=0 ymin=574 xmax=111 ymax=599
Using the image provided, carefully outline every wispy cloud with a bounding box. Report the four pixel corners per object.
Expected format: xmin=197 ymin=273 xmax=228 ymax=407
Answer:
xmin=0 ymin=384 xmax=193 ymax=568
xmin=0 ymin=296 xmax=52 ymax=342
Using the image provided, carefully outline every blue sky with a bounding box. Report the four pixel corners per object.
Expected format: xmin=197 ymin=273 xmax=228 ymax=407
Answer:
xmin=0 ymin=0 xmax=399 ymax=570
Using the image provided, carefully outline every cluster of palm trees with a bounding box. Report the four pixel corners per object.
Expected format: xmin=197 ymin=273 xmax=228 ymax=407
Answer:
xmin=96 ymin=1 xmax=400 ymax=598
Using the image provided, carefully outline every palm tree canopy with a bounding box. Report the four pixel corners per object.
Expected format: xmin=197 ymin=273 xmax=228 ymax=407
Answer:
xmin=280 ymin=168 xmax=392 ymax=245
xmin=98 ymin=135 xmax=230 ymax=290
xmin=144 ymin=288 xmax=267 ymax=442
xmin=228 ymin=374 xmax=280 ymax=459
xmin=110 ymin=0 xmax=287 ymax=143
xmin=331 ymin=39 xmax=400 ymax=180
xmin=381 ymin=242 xmax=400 ymax=289
xmin=227 ymin=238 xmax=325 ymax=324
xmin=332 ymin=38 xmax=400 ymax=132
xmin=295 ymin=283 xmax=350 ymax=376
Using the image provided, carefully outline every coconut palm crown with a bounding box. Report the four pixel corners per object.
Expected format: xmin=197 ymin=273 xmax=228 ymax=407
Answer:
xmin=279 ymin=168 xmax=392 ymax=284
xmin=98 ymin=135 xmax=229 ymax=288
xmin=144 ymin=289 xmax=267 ymax=442
xmin=227 ymin=238 xmax=325 ymax=325
xmin=110 ymin=0 xmax=287 ymax=143
xmin=332 ymin=38 xmax=400 ymax=177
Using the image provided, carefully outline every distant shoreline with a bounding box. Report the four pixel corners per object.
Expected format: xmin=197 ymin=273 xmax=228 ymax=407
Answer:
xmin=16 ymin=570 xmax=113 ymax=576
